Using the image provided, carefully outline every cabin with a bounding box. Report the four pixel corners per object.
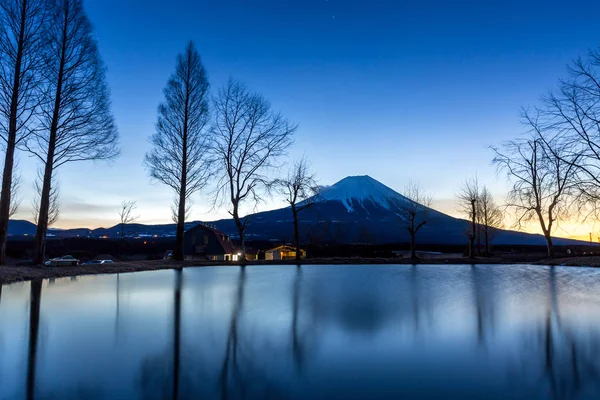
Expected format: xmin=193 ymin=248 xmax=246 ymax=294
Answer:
xmin=265 ymin=245 xmax=306 ymax=261
xmin=183 ymin=224 xmax=240 ymax=261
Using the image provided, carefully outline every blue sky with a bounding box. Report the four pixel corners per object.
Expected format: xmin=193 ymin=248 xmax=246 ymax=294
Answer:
xmin=14 ymin=0 xmax=600 ymax=235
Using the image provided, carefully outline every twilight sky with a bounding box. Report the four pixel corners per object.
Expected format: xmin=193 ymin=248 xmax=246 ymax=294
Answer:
xmin=12 ymin=0 xmax=600 ymax=238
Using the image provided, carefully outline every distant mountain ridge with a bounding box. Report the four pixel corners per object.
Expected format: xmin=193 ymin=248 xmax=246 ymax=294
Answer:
xmin=7 ymin=175 xmax=589 ymax=246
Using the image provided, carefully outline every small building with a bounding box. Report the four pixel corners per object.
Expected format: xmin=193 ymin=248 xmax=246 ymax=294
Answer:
xmin=183 ymin=224 xmax=240 ymax=261
xmin=265 ymin=245 xmax=306 ymax=261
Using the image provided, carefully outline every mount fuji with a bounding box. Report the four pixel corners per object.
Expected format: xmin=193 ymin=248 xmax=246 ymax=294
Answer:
xmin=204 ymin=175 xmax=581 ymax=246
xmin=8 ymin=175 xmax=583 ymax=246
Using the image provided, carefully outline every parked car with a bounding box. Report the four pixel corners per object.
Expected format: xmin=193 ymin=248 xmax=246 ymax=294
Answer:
xmin=82 ymin=260 xmax=114 ymax=265
xmin=44 ymin=255 xmax=80 ymax=267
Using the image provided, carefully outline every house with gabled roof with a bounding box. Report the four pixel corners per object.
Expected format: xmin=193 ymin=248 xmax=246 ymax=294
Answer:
xmin=183 ymin=224 xmax=240 ymax=261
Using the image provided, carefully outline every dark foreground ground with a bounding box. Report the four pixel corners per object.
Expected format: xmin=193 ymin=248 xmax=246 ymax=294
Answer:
xmin=1 ymin=256 xmax=598 ymax=284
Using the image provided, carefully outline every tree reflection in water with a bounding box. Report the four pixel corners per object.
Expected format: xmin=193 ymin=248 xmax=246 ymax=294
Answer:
xmin=26 ymin=279 xmax=42 ymax=400
xmin=138 ymin=269 xmax=184 ymax=400
xmin=291 ymin=265 xmax=304 ymax=373
xmin=470 ymin=265 xmax=496 ymax=349
xmin=510 ymin=267 xmax=600 ymax=399
xmin=218 ymin=266 xmax=247 ymax=400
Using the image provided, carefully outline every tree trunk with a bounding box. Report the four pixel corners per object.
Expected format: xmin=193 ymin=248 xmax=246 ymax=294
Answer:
xmin=33 ymin=156 xmax=55 ymax=265
xmin=173 ymin=67 xmax=190 ymax=262
xmin=232 ymin=203 xmax=246 ymax=262
xmin=469 ymin=199 xmax=476 ymax=259
xmin=477 ymin=224 xmax=482 ymax=256
xmin=173 ymin=184 xmax=186 ymax=261
xmin=484 ymin=224 xmax=489 ymax=256
xmin=545 ymin=234 xmax=554 ymax=258
xmin=0 ymin=1 xmax=28 ymax=265
xmin=33 ymin=3 xmax=67 ymax=266
xmin=26 ymin=279 xmax=42 ymax=400
xmin=410 ymin=231 xmax=417 ymax=260
xmin=0 ymin=143 xmax=16 ymax=266
xmin=292 ymin=204 xmax=301 ymax=261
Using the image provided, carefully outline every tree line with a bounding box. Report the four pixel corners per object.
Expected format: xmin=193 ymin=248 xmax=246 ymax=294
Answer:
xmin=0 ymin=0 xmax=117 ymax=265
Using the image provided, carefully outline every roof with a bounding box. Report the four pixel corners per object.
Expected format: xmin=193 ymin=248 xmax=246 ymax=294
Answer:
xmin=186 ymin=223 xmax=237 ymax=255
xmin=266 ymin=245 xmax=305 ymax=253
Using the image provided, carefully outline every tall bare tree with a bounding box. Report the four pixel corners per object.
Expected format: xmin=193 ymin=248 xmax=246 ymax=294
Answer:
xmin=145 ymin=42 xmax=211 ymax=261
xmin=212 ymin=79 xmax=296 ymax=260
xmin=32 ymin=168 xmax=58 ymax=227
xmin=0 ymin=0 xmax=47 ymax=264
xmin=492 ymin=134 xmax=580 ymax=258
xmin=26 ymin=0 xmax=118 ymax=265
xmin=477 ymin=186 xmax=503 ymax=255
xmin=118 ymin=200 xmax=138 ymax=240
xmin=391 ymin=181 xmax=432 ymax=260
xmin=276 ymin=157 xmax=318 ymax=261
xmin=458 ymin=177 xmax=480 ymax=258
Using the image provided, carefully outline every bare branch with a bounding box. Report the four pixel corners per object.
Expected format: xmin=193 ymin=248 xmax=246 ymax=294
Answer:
xmin=118 ymin=200 xmax=139 ymax=239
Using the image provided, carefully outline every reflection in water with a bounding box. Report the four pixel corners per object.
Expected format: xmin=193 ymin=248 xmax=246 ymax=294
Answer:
xmin=218 ymin=266 xmax=246 ymax=400
xmin=173 ymin=268 xmax=182 ymax=400
xmin=26 ymin=280 xmax=42 ymax=400
xmin=1 ymin=265 xmax=600 ymax=399
xmin=291 ymin=265 xmax=303 ymax=372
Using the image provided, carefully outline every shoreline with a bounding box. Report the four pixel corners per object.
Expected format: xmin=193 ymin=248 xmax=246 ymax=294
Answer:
xmin=0 ymin=256 xmax=597 ymax=285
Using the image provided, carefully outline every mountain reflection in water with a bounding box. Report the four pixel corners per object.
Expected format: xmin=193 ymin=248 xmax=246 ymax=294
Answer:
xmin=1 ymin=264 xmax=600 ymax=399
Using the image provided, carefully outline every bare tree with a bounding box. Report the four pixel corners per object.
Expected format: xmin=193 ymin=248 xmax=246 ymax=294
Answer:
xmin=32 ymin=168 xmax=58 ymax=227
xmin=145 ymin=42 xmax=211 ymax=261
xmin=492 ymin=134 xmax=580 ymax=258
xmin=458 ymin=176 xmax=480 ymax=258
xmin=391 ymin=181 xmax=432 ymax=260
xmin=477 ymin=186 xmax=503 ymax=255
xmin=0 ymin=0 xmax=47 ymax=264
xmin=212 ymin=79 xmax=296 ymax=260
xmin=26 ymin=0 xmax=118 ymax=265
xmin=118 ymin=200 xmax=138 ymax=240
xmin=276 ymin=157 xmax=318 ymax=261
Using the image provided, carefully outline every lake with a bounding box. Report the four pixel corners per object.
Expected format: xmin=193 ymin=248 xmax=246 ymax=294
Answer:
xmin=1 ymin=264 xmax=599 ymax=399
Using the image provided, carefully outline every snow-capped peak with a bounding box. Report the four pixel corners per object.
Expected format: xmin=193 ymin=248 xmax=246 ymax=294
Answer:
xmin=315 ymin=175 xmax=408 ymax=212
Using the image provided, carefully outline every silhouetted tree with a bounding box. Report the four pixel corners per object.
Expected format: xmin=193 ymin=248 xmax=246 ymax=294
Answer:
xmin=477 ymin=186 xmax=503 ymax=255
xmin=118 ymin=200 xmax=138 ymax=240
xmin=538 ymin=49 xmax=600 ymax=207
xmin=26 ymin=0 xmax=118 ymax=265
xmin=32 ymin=168 xmax=58 ymax=227
xmin=492 ymin=133 xmax=580 ymax=258
xmin=0 ymin=0 xmax=47 ymax=265
xmin=458 ymin=177 xmax=480 ymax=258
xmin=392 ymin=181 xmax=432 ymax=260
xmin=276 ymin=157 xmax=318 ymax=261
xmin=212 ymin=79 xmax=296 ymax=260
xmin=145 ymin=42 xmax=211 ymax=261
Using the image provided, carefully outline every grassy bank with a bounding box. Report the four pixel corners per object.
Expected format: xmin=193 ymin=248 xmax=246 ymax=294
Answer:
xmin=0 ymin=256 xmax=597 ymax=285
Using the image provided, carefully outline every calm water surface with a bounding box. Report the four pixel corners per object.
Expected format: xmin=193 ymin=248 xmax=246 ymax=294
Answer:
xmin=1 ymin=264 xmax=600 ymax=399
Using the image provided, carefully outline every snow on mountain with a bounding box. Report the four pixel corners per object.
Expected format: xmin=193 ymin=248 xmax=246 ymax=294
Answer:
xmin=315 ymin=175 xmax=408 ymax=212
